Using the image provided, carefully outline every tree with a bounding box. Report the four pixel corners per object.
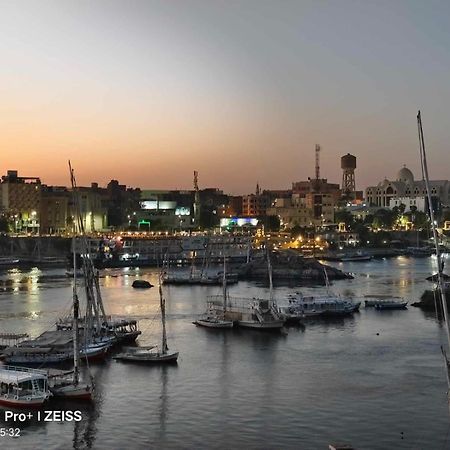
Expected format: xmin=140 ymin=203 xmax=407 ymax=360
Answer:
xmin=334 ymin=210 xmax=354 ymax=229
xmin=0 ymin=217 xmax=8 ymax=233
xmin=372 ymin=209 xmax=397 ymax=229
xmin=265 ymin=215 xmax=280 ymax=232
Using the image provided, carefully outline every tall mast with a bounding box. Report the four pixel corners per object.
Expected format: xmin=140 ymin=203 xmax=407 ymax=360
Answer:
xmin=222 ymin=255 xmax=227 ymax=315
xmin=267 ymin=245 xmax=274 ymax=303
xmin=193 ymin=170 xmax=200 ymax=227
xmin=69 ymin=161 xmax=108 ymax=341
xmin=72 ymin=234 xmax=79 ymax=386
xmin=417 ymin=110 xmax=450 ymax=394
xmin=159 ymin=279 xmax=168 ymax=355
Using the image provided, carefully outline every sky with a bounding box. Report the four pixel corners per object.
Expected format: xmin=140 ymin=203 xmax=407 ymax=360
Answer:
xmin=1 ymin=0 xmax=450 ymax=194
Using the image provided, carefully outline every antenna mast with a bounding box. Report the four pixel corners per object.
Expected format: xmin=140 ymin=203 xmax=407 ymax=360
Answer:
xmin=193 ymin=170 xmax=200 ymax=227
xmin=315 ymin=144 xmax=321 ymax=181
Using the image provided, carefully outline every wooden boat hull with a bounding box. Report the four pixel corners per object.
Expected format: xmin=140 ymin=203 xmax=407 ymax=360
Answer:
xmin=114 ymin=351 xmax=179 ymax=363
xmin=4 ymin=353 xmax=71 ymax=364
xmin=0 ymin=395 xmax=47 ymax=409
xmin=238 ymin=320 xmax=285 ymax=330
xmin=339 ymin=256 xmax=372 ymax=262
xmin=116 ymin=331 xmax=141 ymax=344
xmin=51 ymin=385 xmax=92 ymax=400
xmin=374 ymin=302 xmax=408 ymax=310
xmin=193 ymin=319 xmax=233 ymax=328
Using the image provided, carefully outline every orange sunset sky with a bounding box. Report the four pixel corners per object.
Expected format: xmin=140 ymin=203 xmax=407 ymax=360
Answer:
xmin=1 ymin=1 xmax=450 ymax=194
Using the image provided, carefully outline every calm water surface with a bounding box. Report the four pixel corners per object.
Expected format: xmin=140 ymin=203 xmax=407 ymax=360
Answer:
xmin=1 ymin=256 xmax=450 ymax=449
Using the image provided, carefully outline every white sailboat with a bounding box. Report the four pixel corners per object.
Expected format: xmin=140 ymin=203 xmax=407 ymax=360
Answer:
xmin=49 ymin=233 xmax=93 ymax=400
xmin=193 ymin=256 xmax=234 ymax=328
xmin=417 ymin=110 xmax=450 ymax=405
xmin=238 ymin=248 xmax=285 ymax=330
xmin=114 ymin=277 xmax=179 ymax=363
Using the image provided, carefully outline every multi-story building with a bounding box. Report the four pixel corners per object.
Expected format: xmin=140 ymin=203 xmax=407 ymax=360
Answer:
xmin=304 ymin=192 xmax=335 ymax=226
xmin=365 ymin=166 xmax=450 ymax=211
xmin=75 ymin=183 xmax=109 ymax=232
xmin=0 ymin=170 xmax=42 ymax=233
xmin=106 ymin=180 xmax=141 ymax=229
xmin=292 ymin=178 xmax=341 ymax=204
xmin=218 ymin=195 xmax=243 ymax=218
xmin=242 ymin=193 xmax=271 ymax=217
xmin=40 ymin=186 xmax=71 ymax=235
xmin=266 ymin=196 xmax=311 ymax=229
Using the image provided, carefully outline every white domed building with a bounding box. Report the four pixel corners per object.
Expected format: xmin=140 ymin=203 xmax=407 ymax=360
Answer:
xmin=365 ymin=166 xmax=450 ymax=211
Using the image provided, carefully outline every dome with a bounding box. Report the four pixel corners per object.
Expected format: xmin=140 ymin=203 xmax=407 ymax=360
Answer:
xmin=396 ymin=166 xmax=414 ymax=184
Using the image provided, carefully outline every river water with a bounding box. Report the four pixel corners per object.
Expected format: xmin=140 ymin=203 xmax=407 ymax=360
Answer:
xmin=0 ymin=256 xmax=450 ymax=449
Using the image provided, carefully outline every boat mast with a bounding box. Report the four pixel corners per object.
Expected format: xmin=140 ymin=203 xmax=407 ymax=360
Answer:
xmin=324 ymin=268 xmax=331 ymax=295
xmin=159 ymin=279 xmax=168 ymax=355
xmin=267 ymin=245 xmax=274 ymax=304
xmin=222 ymin=255 xmax=227 ymax=316
xmin=72 ymin=234 xmax=79 ymax=386
xmin=69 ymin=161 xmax=108 ymax=341
xmin=417 ymin=110 xmax=450 ymax=393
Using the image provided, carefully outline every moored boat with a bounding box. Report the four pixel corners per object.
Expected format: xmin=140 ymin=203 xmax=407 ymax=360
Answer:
xmin=0 ymin=365 xmax=50 ymax=408
xmin=374 ymin=300 xmax=408 ymax=310
xmin=193 ymin=317 xmax=234 ymax=328
xmin=338 ymin=250 xmax=372 ymax=262
xmin=193 ymin=256 xmax=234 ymax=329
xmin=114 ymin=279 xmax=179 ymax=364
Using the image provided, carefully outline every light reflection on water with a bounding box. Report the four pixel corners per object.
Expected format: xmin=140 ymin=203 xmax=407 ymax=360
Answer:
xmin=0 ymin=256 xmax=449 ymax=449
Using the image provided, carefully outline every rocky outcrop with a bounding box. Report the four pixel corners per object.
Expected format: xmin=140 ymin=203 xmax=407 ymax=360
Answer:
xmin=412 ymin=288 xmax=450 ymax=311
xmin=238 ymin=250 xmax=352 ymax=281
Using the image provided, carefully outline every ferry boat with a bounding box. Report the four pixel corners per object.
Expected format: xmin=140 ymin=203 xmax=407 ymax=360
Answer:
xmin=285 ymin=292 xmax=359 ymax=317
xmin=0 ymin=365 xmax=51 ymax=408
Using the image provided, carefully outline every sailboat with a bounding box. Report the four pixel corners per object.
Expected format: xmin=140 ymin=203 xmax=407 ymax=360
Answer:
xmin=49 ymin=236 xmax=93 ymax=400
xmin=114 ymin=277 xmax=179 ymax=363
xmin=417 ymin=110 xmax=450 ymax=406
xmin=56 ymin=163 xmax=141 ymax=348
xmin=237 ymin=248 xmax=285 ymax=330
xmin=163 ymin=240 xmax=238 ymax=285
xmin=193 ymin=256 xmax=234 ymax=328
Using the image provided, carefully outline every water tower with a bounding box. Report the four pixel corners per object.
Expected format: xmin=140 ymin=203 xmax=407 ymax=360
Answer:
xmin=341 ymin=153 xmax=356 ymax=197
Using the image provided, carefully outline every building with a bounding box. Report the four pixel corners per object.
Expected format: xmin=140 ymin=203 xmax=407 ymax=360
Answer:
xmin=106 ymin=180 xmax=141 ymax=229
xmin=137 ymin=190 xmax=194 ymax=231
xmin=40 ymin=186 xmax=71 ymax=235
xmin=304 ymin=192 xmax=335 ymax=226
xmin=242 ymin=194 xmax=271 ymax=217
xmin=365 ymin=166 xmax=450 ymax=211
xmin=74 ymin=183 xmax=109 ymax=233
xmin=266 ymin=196 xmax=311 ymax=229
xmin=292 ymin=178 xmax=341 ymax=203
xmin=218 ymin=195 xmax=243 ymax=218
xmin=0 ymin=170 xmax=42 ymax=233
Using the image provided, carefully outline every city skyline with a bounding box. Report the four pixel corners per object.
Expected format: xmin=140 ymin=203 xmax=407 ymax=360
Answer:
xmin=1 ymin=1 xmax=450 ymax=194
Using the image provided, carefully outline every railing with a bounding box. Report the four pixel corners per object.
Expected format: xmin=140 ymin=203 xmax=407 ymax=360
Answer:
xmin=1 ymin=365 xmax=47 ymax=376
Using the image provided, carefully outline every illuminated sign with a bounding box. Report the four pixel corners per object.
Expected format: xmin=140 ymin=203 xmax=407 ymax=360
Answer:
xmin=220 ymin=217 xmax=258 ymax=227
xmin=175 ymin=207 xmax=191 ymax=216
xmin=140 ymin=201 xmax=177 ymax=210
